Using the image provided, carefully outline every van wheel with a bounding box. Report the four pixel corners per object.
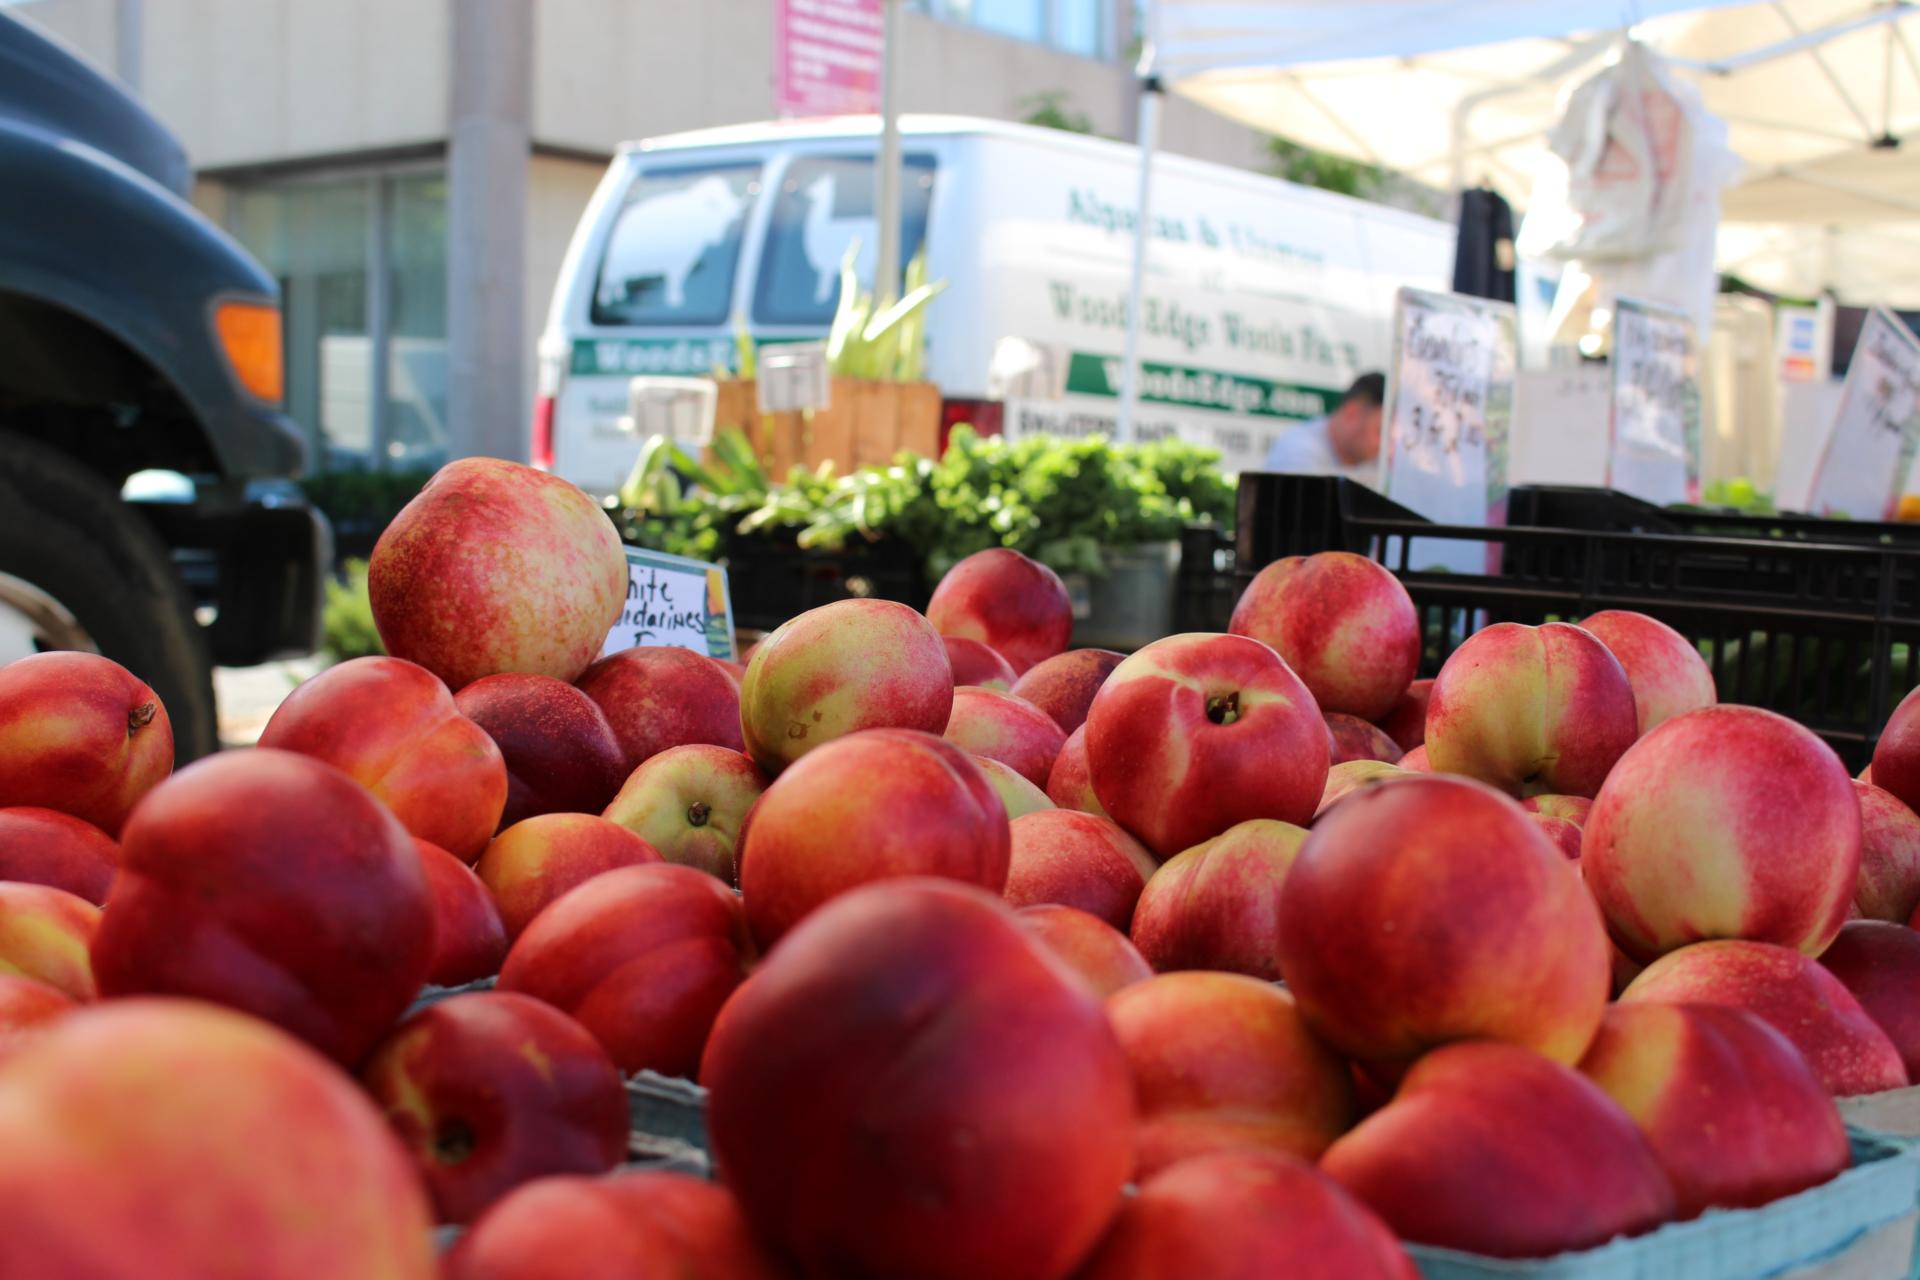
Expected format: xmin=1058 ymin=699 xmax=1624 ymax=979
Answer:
xmin=0 ymin=431 xmax=218 ymax=764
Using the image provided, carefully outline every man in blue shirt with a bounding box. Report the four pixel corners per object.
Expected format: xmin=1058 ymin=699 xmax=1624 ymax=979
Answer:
xmin=1263 ymin=372 xmax=1386 ymax=483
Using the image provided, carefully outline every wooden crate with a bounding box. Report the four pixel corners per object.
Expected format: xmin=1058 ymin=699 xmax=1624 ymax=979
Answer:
xmin=711 ymin=377 xmax=941 ymax=476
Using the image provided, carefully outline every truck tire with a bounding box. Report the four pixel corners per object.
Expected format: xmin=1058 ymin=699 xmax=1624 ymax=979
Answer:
xmin=0 ymin=432 xmax=218 ymax=763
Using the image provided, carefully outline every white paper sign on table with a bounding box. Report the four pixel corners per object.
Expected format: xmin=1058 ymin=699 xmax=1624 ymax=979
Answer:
xmin=600 ymin=546 xmax=737 ymax=662
xmin=1380 ymin=287 xmax=1517 ymax=574
xmin=756 ymin=341 xmax=833 ymax=414
xmin=1608 ymin=299 xmax=1699 ymax=507
xmin=623 ymin=377 xmax=718 ymax=446
xmin=1805 ymin=308 xmax=1920 ymax=522
xmin=1511 ymin=368 xmax=1611 ymax=486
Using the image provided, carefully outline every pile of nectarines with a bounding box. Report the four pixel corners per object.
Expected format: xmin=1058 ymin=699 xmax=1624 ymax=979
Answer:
xmin=2 ymin=456 xmax=1919 ymax=1278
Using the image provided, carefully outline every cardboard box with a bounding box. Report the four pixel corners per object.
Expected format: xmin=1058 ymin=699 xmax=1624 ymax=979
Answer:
xmin=402 ymin=975 xmax=496 ymax=1019
xmin=1840 ymin=1085 xmax=1920 ymax=1139
xmin=622 ymin=1070 xmax=709 ymax=1176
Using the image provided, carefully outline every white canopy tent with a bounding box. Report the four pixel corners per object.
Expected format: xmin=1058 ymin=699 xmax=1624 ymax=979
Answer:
xmin=1154 ymin=1 xmax=1920 ymax=221
xmin=1117 ymin=0 xmax=1920 ymax=430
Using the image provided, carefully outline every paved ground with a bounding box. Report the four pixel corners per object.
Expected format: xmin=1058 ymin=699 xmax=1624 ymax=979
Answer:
xmin=213 ymin=657 xmax=325 ymax=749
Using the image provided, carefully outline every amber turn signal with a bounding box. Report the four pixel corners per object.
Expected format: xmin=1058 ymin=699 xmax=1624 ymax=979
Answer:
xmin=212 ymin=299 xmax=285 ymax=404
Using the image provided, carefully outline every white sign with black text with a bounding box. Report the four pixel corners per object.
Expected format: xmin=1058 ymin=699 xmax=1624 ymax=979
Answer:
xmin=1806 ymin=308 xmax=1920 ymax=521
xmin=1380 ymin=287 xmax=1516 ymax=573
xmin=1608 ymin=299 xmax=1699 ymax=508
xmin=599 ymin=547 xmax=737 ymax=662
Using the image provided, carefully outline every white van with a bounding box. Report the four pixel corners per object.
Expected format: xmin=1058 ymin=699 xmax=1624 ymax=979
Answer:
xmin=536 ymin=115 xmax=1455 ymax=494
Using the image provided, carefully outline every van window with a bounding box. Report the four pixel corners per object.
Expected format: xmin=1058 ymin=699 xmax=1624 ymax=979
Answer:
xmin=591 ymin=162 xmax=760 ymax=327
xmin=753 ymin=154 xmax=936 ymax=326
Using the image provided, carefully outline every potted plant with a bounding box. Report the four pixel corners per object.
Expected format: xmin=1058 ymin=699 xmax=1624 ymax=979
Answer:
xmin=713 ymin=245 xmax=947 ymax=478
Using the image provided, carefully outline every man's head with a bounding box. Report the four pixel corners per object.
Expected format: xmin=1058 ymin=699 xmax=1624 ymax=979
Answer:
xmin=1327 ymin=372 xmax=1386 ymax=467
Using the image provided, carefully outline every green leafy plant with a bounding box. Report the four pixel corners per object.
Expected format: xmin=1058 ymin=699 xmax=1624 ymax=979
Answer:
xmin=608 ymin=426 xmax=1235 ymax=584
xmin=1695 ymin=477 xmax=1778 ymax=515
xmin=298 ymin=468 xmax=432 ymax=528
xmin=611 ymin=427 xmax=770 ymax=561
xmin=732 ymin=427 xmax=1235 ymax=580
xmin=321 ymin=559 xmax=383 ymax=661
xmin=732 ymin=313 xmax=758 ymax=381
xmin=1269 ymin=138 xmax=1384 ymax=200
xmin=824 ymin=242 xmax=947 ymax=382
xmin=1019 ymin=91 xmax=1096 ymax=135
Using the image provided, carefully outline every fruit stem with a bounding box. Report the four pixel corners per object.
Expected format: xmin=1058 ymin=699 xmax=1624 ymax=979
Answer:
xmin=128 ymin=702 xmax=156 ymax=735
xmin=686 ymin=801 xmax=711 ymax=828
xmin=433 ymin=1119 xmax=476 ymax=1165
xmin=1205 ymin=692 xmax=1241 ymax=726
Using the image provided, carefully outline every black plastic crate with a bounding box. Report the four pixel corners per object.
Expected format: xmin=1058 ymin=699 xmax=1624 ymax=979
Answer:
xmin=1173 ymin=523 xmax=1239 ymax=634
xmin=1234 ymin=473 xmax=1920 ymax=768
xmin=720 ymin=529 xmax=928 ymax=635
xmin=1510 ymin=484 xmax=1920 ymax=551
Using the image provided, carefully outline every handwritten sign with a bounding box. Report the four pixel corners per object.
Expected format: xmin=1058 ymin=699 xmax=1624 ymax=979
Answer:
xmin=600 ymin=547 xmax=737 ymax=662
xmin=1381 ymin=288 xmax=1516 ymax=572
xmin=1608 ymin=298 xmax=1699 ymax=507
xmin=1806 ymin=308 xmax=1920 ymax=521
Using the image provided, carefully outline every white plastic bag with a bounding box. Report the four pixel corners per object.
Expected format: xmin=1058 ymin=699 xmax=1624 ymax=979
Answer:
xmin=1521 ymin=40 xmax=1740 ymax=345
xmin=1522 ymin=42 xmax=1704 ymax=261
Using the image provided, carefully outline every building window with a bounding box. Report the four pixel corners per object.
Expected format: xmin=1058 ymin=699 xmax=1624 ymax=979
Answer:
xmin=922 ymin=0 xmax=1111 ymax=59
xmin=230 ymin=167 xmax=448 ymax=473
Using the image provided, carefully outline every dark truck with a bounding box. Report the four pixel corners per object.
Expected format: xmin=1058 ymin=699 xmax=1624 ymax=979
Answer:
xmin=0 ymin=15 xmax=327 ymax=760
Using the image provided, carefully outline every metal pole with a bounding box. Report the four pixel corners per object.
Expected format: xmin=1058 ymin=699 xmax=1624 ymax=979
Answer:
xmin=1116 ymin=65 xmax=1162 ymax=442
xmin=875 ymin=0 xmax=903 ymax=303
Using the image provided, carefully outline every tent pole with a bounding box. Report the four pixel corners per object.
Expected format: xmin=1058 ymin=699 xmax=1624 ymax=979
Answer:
xmin=1118 ymin=64 xmax=1162 ymax=442
xmin=876 ymin=0 xmax=903 ymax=304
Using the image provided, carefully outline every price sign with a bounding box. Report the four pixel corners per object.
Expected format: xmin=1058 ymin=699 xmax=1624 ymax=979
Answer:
xmin=1806 ymin=308 xmax=1920 ymax=521
xmin=599 ymin=547 xmax=737 ymax=662
xmin=623 ymin=376 xmax=717 ymax=445
xmin=1608 ymin=299 xmax=1699 ymax=507
xmin=1381 ymin=288 xmax=1516 ymax=572
xmin=757 ymin=341 xmax=832 ymax=414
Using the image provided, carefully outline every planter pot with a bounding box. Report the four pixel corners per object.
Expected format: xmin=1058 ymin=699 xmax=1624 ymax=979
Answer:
xmin=712 ymin=376 xmax=942 ymax=476
xmin=1067 ymin=541 xmax=1179 ymax=652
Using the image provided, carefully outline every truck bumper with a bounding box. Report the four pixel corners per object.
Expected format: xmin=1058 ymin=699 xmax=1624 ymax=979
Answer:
xmin=135 ymin=482 xmax=332 ymax=666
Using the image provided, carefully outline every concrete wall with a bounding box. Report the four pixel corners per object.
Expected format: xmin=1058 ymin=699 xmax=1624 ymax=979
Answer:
xmin=26 ymin=0 xmax=1275 ymax=199
xmin=533 ymin=0 xmax=775 ymax=152
xmin=894 ymin=12 xmax=1274 ymax=174
xmin=23 ymin=0 xmax=450 ymax=169
xmin=14 ymin=0 xmax=120 ymax=69
xmin=529 ymin=0 xmax=1272 ymax=173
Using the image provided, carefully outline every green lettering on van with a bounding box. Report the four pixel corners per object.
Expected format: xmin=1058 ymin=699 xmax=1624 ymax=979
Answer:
xmin=570 ymin=337 xmax=738 ymax=377
xmin=569 ymin=336 xmax=814 ymax=378
xmin=1064 ymin=353 xmax=1334 ymax=421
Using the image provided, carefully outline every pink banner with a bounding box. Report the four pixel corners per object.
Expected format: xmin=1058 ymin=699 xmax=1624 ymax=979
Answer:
xmin=774 ymin=0 xmax=884 ymax=118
